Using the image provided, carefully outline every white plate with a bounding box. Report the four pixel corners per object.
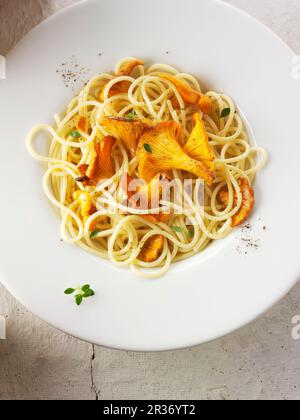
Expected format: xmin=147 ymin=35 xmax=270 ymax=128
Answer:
xmin=0 ymin=0 xmax=299 ymax=351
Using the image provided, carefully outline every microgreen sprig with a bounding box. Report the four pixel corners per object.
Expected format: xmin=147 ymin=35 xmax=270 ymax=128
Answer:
xmin=170 ymin=225 xmax=195 ymax=238
xmin=68 ymin=130 xmax=82 ymax=138
xmin=126 ymin=110 xmax=138 ymax=120
xmin=64 ymin=284 xmax=95 ymax=306
xmin=170 ymin=226 xmax=183 ymax=233
xmin=188 ymin=226 xmax=195 ymax=238
xmin=143 ymin=143 xmax=153 ymax=153
xmin=90 ymin=230 xmax=101 ymax=239
xmin=220 ymin=108 xmax=231 ymax=118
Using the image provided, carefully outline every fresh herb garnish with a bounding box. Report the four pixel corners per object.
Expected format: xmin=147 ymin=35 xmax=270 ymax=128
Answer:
xmin=220 ymin=108 xmax=231 ymax=118
xmin=170 ymin=226 xmax=183 ymax=233
xmin=143 ymin=143 xmax=153 ymax=153
xmin=127 ymin=110 xmax=137 ymax=120
xmin=64 ymin=284 xmax=95 ymax=306
xmin=90 ymin=230 xmax=101 ymax=239
xmin=170 ymin=226 xmax=194 ymax=236
xmin=188 ymin=226 xmax=195 ymax=238
xmin=75 ymin=295 xmax=83 ymax=306
xmin=64 ymin=288 xmax=75 ymax=295
xmin=68 ymin=130 xmax=82 ymax=138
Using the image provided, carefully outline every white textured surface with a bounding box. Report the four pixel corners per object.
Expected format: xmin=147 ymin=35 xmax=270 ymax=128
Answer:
xmin=0 ymin=0 xmax=300 ymax=400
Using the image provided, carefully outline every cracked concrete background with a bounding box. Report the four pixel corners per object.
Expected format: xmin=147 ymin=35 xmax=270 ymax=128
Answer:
xmin=0 ymin=0 xmax=300 ymax=400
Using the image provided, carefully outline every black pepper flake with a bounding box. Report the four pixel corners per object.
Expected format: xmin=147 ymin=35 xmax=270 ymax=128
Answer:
xmin=75 ymin=176 xmax=89 ymax=183
xmin=243 ymin=223 xmax=251 ymax=230
xmin=56 ymin=55 xmax=90 ymax=90
xmin=236 ymin=222 xmax=261 ymax=255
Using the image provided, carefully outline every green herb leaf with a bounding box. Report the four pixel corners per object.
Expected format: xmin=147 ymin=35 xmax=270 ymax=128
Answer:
xmin=126 ymin=110 xmax=137 ymax=120
xmin=170 ymin=226 xmax=183 ymax=233
xmin=65 ymin=284 xmax=95 ymax=306
xmin=68 ymin=130 xmax=82 ymax=138
xmin=83 ymin=290 xmax=95 ymax=298
xmin=188 ymin=227 xmax=195 ymax=238
xmin=75 ymin=295 xmax=83 ymax=306
xmin=64 ymin=288 xmax=75 ymax=295
xmin=90 ymin=230 xmax=101 ymax=239
xmin=220 ymin=108 xmax=231 ymax=118
xmin=143 ymin=143 xmax=153 ymax=153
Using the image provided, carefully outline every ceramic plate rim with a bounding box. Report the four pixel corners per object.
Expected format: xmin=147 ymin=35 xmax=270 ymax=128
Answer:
xmin=0 ymin=0 xmax=300 ymax=351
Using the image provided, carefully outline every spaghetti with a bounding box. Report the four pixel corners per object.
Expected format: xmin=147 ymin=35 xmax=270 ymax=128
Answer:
xmin=27 ymin=58 xmax=267 ymax=278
